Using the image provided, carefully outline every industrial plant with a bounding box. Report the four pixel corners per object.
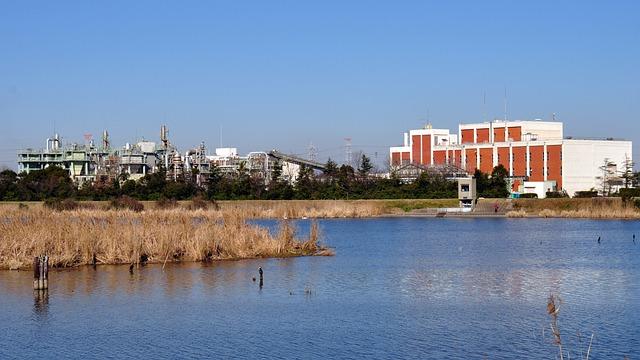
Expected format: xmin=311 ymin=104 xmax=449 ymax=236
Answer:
xmin=17 ymin=125 xmax=325 ymax=187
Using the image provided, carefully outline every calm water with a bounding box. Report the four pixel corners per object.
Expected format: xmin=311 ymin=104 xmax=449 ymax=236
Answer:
xmin=1 ymin=218 xmax=639 ymax=359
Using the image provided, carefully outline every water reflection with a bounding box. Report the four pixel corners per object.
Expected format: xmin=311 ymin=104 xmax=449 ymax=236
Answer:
xmin=33 ymin=289 xmax=49 ymax=318
xmin=0 ymin=218 xmax=639 ymax=359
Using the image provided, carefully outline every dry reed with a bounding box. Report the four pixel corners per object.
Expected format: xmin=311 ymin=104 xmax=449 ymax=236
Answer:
xmin=547 ymin=295 xmax=564 ymax=359
xmin=0 ymin=207 xmax=332 ymax=270
xmin=217 ymin=200 xmax=386 ymax=219
xmin=0 ymin=199 xmax=462 ymax=217
xmin=506 ymin=209 xmax=527 ymax=218
xmin=514 ymin=198 xmax=640 ymax=219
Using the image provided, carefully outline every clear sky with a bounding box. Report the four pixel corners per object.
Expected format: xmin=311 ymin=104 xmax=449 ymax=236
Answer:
xmin=1 ymin=1 xmax=639 ymax=169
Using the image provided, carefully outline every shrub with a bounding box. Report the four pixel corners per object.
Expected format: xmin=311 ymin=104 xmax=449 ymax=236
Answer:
xmin=155 ymin=197 xmax=178 ymax=209
xmin=546 ymin=191 xmax=568 ymax=198
xmin=520 ymin=193 xmax=538 ymax=199
xmin=109 ymin=196 xmax=144 ymax=212
xmin=619 ymin=188 xmax=640 ymax=202
xmin=186 ymin=196 xmax=218 ymax=210
xmin=574 ymin=190 xmax=598 ymax=198
xmin=635 ymin=199 xmax=640 ymax=209
xmin=44 ymin=198 xmax=79 ymax=211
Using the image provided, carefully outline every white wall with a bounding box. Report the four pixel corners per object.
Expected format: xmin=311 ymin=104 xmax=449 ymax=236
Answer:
xmin=520 ymin=121 xmax=563 ymax=141
xmin=522 ymin=181 xmax=556 ymax=198
xmin=562 ymin=140 xmax=633 ymax=196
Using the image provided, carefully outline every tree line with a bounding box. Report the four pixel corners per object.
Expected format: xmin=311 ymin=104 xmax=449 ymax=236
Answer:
xmin=1 ymin=155 xmax=527 ymax=201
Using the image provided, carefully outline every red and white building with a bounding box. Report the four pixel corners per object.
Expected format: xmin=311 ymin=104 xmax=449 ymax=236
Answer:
xmin=389 ymin=120 xmax=633 ymax=196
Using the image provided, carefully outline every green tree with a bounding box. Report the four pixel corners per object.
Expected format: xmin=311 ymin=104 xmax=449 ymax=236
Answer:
xmin=137 ymin=170 xmax=167 ymax=199
xmin=294 ymin=165 xmax=314 ymax=199
xmin=473 ymin=169 xmax=490 ymax=196
xmin=324 ymin=158 xmax=338 ymax=178
xmin=0 ymin=170 xmax=19 ymax=200
xmin=19 ymin=166 xmax=75 ymax=200
xmin=271 ymin=160 xmax=282 ymax=182
xmin=163 ymin=180 xmax=196 ymax=200
xmin=488 ymin=164 xmax=509 ymax=198
xmin=621 ymin=155 xmax=635 ymax=188
xmin=474 ymin=165 xmax=510 ymax=198
xmin=120 ymin=180 xmax=138 ymax=197
xmin=205 ymin=164 xmax=223 ymax=199
xmin=357 ymin=154 xmax=373 ymax=178
xmin=231 ymin=162 xmax=252 ymax=198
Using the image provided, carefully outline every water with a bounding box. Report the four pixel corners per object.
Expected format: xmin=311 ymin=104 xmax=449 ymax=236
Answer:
xmin=1 ymin=218 xmax=639 ymax=359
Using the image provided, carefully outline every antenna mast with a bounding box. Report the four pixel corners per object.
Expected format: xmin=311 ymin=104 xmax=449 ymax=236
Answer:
xmin=483 ymin=91 xmax=487 ymax=122
xmin=503 ymin=87 xmax=508 ymax=121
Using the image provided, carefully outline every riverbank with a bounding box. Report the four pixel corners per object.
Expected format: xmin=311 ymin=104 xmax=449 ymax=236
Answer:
xmin=0 ymin=207 xmax=332 ymax=270
xmin=508 ymin=197 xmax=640 ymax=219
xmin=1 ymin=198 xmax=638 ymax=221
xmin=0 ymin=199 xmax=459 ymax=218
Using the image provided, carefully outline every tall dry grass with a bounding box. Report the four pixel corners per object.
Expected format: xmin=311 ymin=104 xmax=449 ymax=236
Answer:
xmin=215 ymin=199 xmax=459 ymax=218
xmin=506 ymin=209 xmax=527 ymax=218
xmin=513 ymin=198 xmax=640 ymax=219
xmin=0 ymin=207 xmax=332 ymax=270
xmin=0 ymin=199 xmax=459 ymax=218
xmin=216 ymin=200 xmax=386 ymax=219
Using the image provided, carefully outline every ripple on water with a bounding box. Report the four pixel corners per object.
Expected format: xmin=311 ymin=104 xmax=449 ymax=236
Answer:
xmin=1 ymin=217 xmax=639 ymax=359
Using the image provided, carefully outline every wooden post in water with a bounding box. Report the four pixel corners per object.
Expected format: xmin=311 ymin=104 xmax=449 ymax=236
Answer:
xmin=33 ymin=255 xmax=49 ymax=290
xmin=33 ymin=256 xmax=39 ymax=290
xmin=43 ymin=255 xmax=48 ymax=289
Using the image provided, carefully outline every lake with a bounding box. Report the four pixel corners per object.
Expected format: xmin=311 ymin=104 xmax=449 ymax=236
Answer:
xmin=1 ymin=218 xmax=639 ymax=359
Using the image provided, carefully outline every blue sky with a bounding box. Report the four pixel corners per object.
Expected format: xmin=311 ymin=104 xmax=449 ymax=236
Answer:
xmin=1 ymin=1 xmax=639 ymax=169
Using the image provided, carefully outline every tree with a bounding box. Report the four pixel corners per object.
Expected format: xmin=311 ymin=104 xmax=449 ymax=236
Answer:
xmin=265 ymin=161 xmax=293 ymax=200
xmin=163 ymin=180 xmax=196 ymax=200
xmin=489 ymin=164 xmax=510 ymax=198
xmin=0 ymin=170 xmax=19 ymax=200
xmin=474 ymin=165 xmax=509 ymax=198
xmin=620 ymin=155 xmax=635 ymax=189
xmin=294 ymin=165 xmax=314 ymax=199
xmin=232 ymin=162 xmax=252 ymax=198
xmin=271 ymin=160 xmax=282 ymax=182
xmin=324 ymin=158 xmax=338 ymax=178
xmin=205 ymin=164 xmax=223 ymax=199
xmin=474 ymin=169 xmax=490 ymax=196
xmin=598 ymin=158 xmax=617 ymax=196
xmin=20 ymin=166 xmax=75 ymax=200
xmin=357 ymin=154 xmax=373 ymax=178
xmin=121 ymin=180 xmax=138 ymax=197
xmin=138 ymin=170 xmax=167 ymax=199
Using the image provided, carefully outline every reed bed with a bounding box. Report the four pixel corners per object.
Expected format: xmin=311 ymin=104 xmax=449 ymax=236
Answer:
xmin=511 ymin=198 xmax=640 ymax=219
xmin=217 ymin=200 xmax=386 ymax=219
xmin=0 ymin=207 xmax=332 ymax=270
xmin=505 ymin=209 xmax=528 ymax=218
xmin=0 ymin=199 xmax=459 ymax=218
